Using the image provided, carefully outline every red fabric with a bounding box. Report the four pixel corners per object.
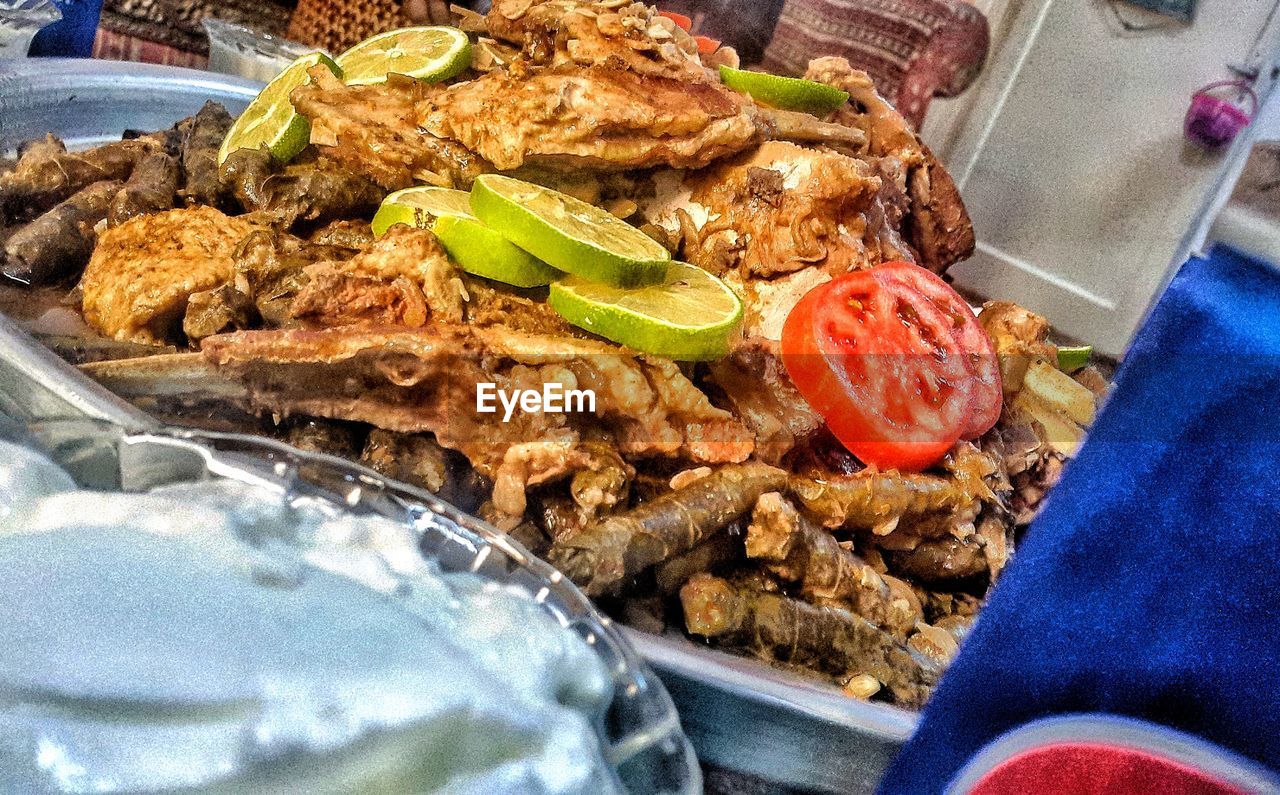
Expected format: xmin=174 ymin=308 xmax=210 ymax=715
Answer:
xmin=760 ymin=0 xmax=989 ymax=128
xmin=969 ymin=743 xmax=1248 ymax=795
xmin=92 ymin=28 xmax=209 ymax=69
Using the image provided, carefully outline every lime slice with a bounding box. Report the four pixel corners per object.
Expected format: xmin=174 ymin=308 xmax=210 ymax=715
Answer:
xmin=434 ymin=215 xmax=561 ymax=288
xmin=336 ymin=26 xmax=472 ymax=87
xmin=217 ymin=52 xmax=340 ymax=166
xmin=470 ymin=175 xmax=670 ymax=288
xmin=549 ymin=262 xmax=743 ymax=360
xmin=371 ymin=186 xmax=474 ymax=237
xmin=1057 ymin=345 xmax=1092 ymax=372
xmin=719 ymin=65 xmax=849 ymax=116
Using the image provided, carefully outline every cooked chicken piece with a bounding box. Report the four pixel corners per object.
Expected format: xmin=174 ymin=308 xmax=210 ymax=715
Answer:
xmin=290 ymin=265 xmax=429 ymax=329
xmin=722 ymin=266 xmax=830 ymax=341
xmin=118 ymin=325 xmax=753 ymax=514
xmin=460 ymin=276 xmax=575 ymax=336
xmin=189 ymin=227 xmax=466 ymax=337
xmin=641 ymin=141 xmax=913 ymax=279
xmin=707 ymin=338 xmax=821 ymax=462
xmin=296 ymin=226 xmax=465 ymax=326
xmin=487 ymin=0 xmax=706 ymax=79
xmin=419 ymin=62 xmax=761 ymax=172
xmin=804 ymin=57 xmax=975 ymax=273
xmin=291 ymin=69 xmax=490 ymax=189
xmin=81 ymin=206 xmax=258 ymax=344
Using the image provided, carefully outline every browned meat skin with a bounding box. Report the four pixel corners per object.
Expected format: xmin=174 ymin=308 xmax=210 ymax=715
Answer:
xmin=3 ymin=180 xmax=122 ymax=285
xmin=487 ymin=0 xmax=709 ymax=79
xmin=419 ymin=62 xmax=761 ymax=172
xmin=804 ymin=57 xmax=975 ymax=273
xmin=226 ymin=229 xmax=342 ymax=329
xmin=194 ymin=324 xmax=753 ymax=514
xmin=316 ymin=226 xmax=464 ymax=325
xmin=707 ymin=339 xmax=822 ymax=463
xmin=648 ymin=142 xmax=915 ymax=285
xmin=547 ymin=461 xmax=785 ymax=597
xmin=261 ymin=227 xmax=453 ymax=331
xmin=0 ymin=136 xmax=153 ymax=222
xmin=680 ymin=574 xmax=939 ymax=707
xmin=290 ymin=265 xmax=429 ymax=328
xmin=291 ymin=69 xmax=490 ymax=190
xmin=189 ymin=226 xmax=461 ymax=336
xmin=181 ymin=101 xmax=234 ymax=207
xmin=460 ymin=276 xmax=575 ymax=335
xmin=109 ymin=152 xmax=179 ymax=226
xmin=746 ymin=492 xmax=911 ymax=635
xmin=81 ymin=206 xmax=259 ymax=343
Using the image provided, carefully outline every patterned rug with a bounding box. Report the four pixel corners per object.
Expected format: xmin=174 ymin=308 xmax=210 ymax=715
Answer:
xmin=99 ymin=0 xmax=295 ymax=56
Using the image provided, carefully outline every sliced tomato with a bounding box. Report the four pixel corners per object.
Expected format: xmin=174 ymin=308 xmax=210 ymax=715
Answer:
xmin=658 ymin=10 xmax=693 ymax=30
xmin=693 ymin=35 xmax=721 ymax=54
xmin=870 ymin=261 xmax=1002 ymax=438
xmin=780 ymin=271 xmax=973 ymax=471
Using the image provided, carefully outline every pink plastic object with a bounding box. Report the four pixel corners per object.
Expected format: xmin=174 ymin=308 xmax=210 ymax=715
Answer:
xmin=1185 ymin=80 xmax=1256 ymax=149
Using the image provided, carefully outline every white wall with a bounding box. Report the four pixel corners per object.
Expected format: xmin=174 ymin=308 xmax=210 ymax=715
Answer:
xmin=922 ymin=0 xmax=1280 ymax=355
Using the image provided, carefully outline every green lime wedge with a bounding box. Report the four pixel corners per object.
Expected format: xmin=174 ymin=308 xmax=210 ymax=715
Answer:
xmin=434 ymin=215 xmax=561 ymax=288
xmin=371 ymin=186 xmax=474 ymax=237
xmin=470 ymin=174 xmax=670 ymax=288
xmin=1057 ymin=345 xmax=1093 ymax=372
xmin=719 ymin=65 xmax=849 ymax=116
xmin=218 ymin=52 xmax=341 ymax=166
xmin=336 ymin=26 xmax=472 ymax=86
xmin=549 ymin=262 xmax=743 ymax=360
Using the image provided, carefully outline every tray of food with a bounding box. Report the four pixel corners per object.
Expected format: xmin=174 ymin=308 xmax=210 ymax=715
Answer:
xmin=0 ymin=417 xmax=699 ymax=792
xmin=0 ymin=3 xmax=1109 ymax=789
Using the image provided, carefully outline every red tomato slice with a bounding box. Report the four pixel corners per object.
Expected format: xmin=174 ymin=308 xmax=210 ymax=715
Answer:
xmin=871 ymin=261 xmax=1002 ymax=439
xmin=693 ymin=35 xmax=721 ymax=53
xmin=658 ymin=10 xmax=693 ymax=30
xmin=781 ymin=271 xmax=973 ymax=471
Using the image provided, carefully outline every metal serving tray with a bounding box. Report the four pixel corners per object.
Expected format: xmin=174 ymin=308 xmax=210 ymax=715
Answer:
xmin=0 ymin=60 xmax=918 ymax=793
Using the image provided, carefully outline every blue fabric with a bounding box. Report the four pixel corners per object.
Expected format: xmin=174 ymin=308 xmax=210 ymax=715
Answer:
xmin=880 ymin=244 xmax=1280 ymax=794
xmin=28 ymin=0 xmax=103 ymax=58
